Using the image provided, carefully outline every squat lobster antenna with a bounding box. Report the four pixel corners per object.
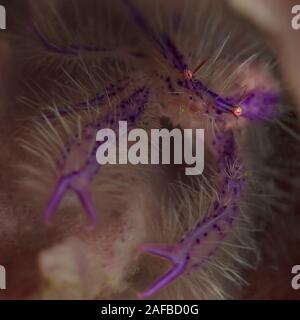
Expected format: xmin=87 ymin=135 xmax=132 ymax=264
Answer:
xmin=193 ymin=59 xmax=208 ymax=75
xmin=184 ymin=59 xmax=208 ymax=81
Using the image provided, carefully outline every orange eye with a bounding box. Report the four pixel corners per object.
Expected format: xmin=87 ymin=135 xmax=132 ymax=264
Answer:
xmin=233 ymin=106 xmax=243 ymax=117
xmin=184 ymin=69 xmax=193 ymax=80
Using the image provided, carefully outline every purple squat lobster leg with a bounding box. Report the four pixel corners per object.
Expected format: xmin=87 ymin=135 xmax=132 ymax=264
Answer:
xmin=139 ymin=87 xmax=280 ymax=297
xmin=139 ymin=128 xmax=245 ymax=298
xmin=43 ymin=86 xmax=149 ymax=225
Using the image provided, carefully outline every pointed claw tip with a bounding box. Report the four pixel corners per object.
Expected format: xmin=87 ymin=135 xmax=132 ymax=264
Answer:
xmin=140 ymin=244 xmax=151 ymax=253
xmin=43 ymin=217 xmax=50 ymax=225
xmin=86 ymin=219 xmax=98 ymax=230
xmin=43 ymin=210 xmax=53 ymax=224
xmin=136 ymin=291 xmax=144 ymax=300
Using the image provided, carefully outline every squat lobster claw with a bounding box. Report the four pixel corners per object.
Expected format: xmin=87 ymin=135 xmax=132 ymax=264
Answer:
xmin=138 ymin=243 xmax=189 ymax=299
xmin=43 ymin=171 xmax=98 ymax=225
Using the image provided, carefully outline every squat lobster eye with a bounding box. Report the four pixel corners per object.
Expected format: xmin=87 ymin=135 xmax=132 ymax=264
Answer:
xmin=233 ymin=106 xmax=243 ymax=117
xmin=184 ymin=69 xmax=193 ymax=80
